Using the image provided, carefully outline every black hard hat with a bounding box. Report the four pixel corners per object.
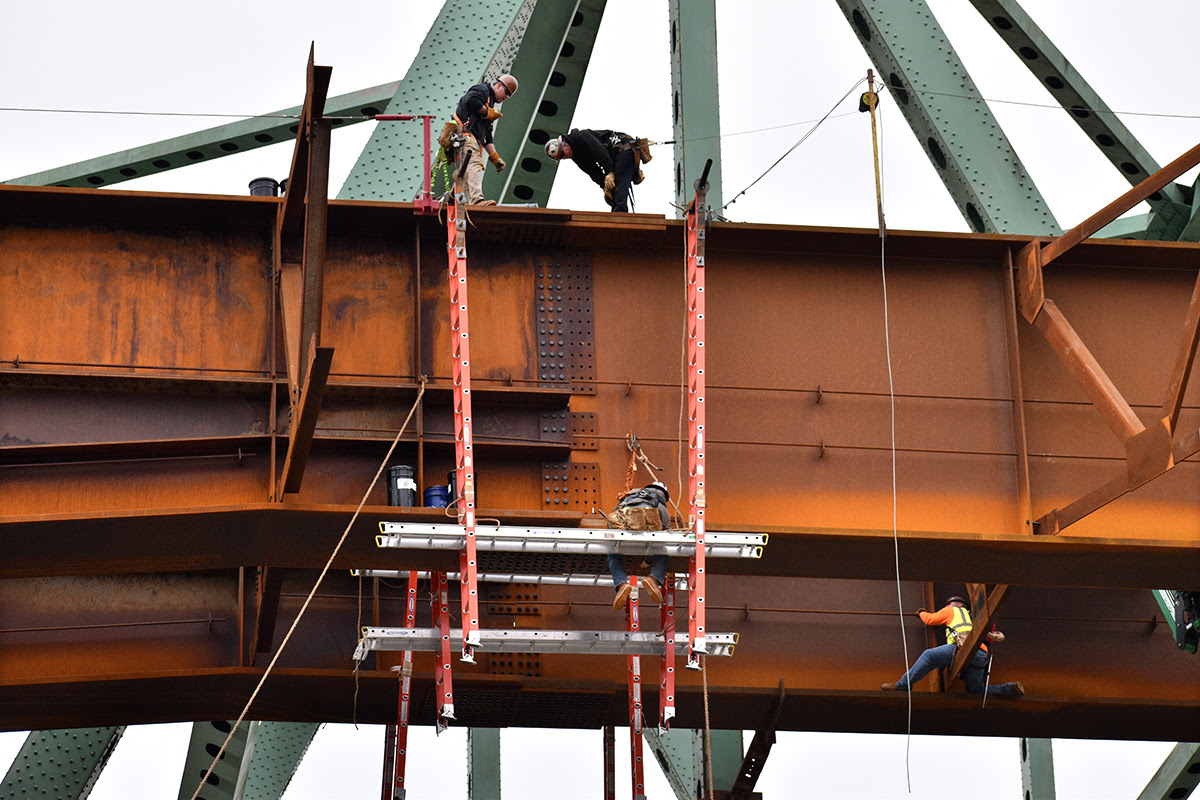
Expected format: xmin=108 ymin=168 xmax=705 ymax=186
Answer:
xmin=945 ymin=596 xmax=969 ymax=606
xmin=647 ymin=481 xmax=669 ymax=501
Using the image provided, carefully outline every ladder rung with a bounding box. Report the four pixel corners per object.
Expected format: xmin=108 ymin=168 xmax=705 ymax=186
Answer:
xmin=354 ymin=627 xmax=737 ymax=660
xmin=375 ymin=523 xmax=765 ymax=558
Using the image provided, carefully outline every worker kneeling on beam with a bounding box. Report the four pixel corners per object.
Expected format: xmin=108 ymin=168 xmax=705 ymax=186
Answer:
xmin=605 ymin=481 xmax=671 ymax=610
xmin=882 ymin=596 xmax=1024 ymax=697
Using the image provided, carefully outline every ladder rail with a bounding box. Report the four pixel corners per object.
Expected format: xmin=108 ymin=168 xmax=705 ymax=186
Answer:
xmin=446 ymin=190 xmax=481 ymax=663
xmin=686 ymin=161 xmax=712 ymax=669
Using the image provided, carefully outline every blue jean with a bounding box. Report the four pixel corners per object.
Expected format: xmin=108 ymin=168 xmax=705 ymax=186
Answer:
xmin=895 ymin=644 xmax=1022 ymax=695
xmin=608 ymin=553 xmax=668 ymax=589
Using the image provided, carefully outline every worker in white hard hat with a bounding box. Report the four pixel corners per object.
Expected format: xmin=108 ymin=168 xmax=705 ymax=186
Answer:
xmin=441 ymin=73 xmax=518 ymax=204
xmin=545 ymin=129 xmax=651 ymax=212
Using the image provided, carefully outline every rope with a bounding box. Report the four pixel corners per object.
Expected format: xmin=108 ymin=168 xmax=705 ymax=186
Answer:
xmin=701 ymin=656 xmax=714 ymax=800
xmin=721 ymin=78 xmax=867 ymax=212
xmin=868 ymin=78 xmax=913 ymax=792
xmin=187 ymin=379 xmax=427 ymax=800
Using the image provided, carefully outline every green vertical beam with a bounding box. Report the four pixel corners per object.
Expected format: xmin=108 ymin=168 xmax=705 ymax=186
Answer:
xmin=1020 ymin=738 xmax=1056 ymax=799
xmin=966 ymin=0 xmax=1194 ymax=241
xmin=338 ymin=0 xmax=532 ymax=201
xmin=177 ymin=721 xmax=250 ymax=800
xmin=0 ymin=727 xmax=125 ymax=799
xmin=835 ymin=0 xmax=1060 ymax=235
xmin=668 ymin=0 xmax=723 ymax=214
xmin=1136 ymin=742 xmax=1200 ymax=800
xmin=467 ymin=728 xmax=502 ymax=800
xmin=495 ymin=0 xmax=609 ymax=207
xmin=2 ymin=83 xmax=399 ymax=190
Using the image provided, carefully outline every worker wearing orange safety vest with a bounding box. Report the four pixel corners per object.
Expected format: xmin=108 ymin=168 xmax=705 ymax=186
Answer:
xmin=881 ymin=596 xmax=1024 ymax=696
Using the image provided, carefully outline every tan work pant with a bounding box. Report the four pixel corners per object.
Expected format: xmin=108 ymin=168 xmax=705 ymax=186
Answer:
xmin=458 ymin=134 xmax=487 ymax=204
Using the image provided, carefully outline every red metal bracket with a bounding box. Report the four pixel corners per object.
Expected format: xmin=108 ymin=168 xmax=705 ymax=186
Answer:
xmin=373 ymin=113 xmax=439 ymax=214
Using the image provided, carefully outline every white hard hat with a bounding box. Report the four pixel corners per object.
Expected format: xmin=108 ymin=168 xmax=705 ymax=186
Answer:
xmin=544 ymin=136 xmax=563 ymax=160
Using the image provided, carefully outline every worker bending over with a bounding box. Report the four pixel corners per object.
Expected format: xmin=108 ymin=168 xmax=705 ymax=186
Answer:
xmin=442 ymin=74 xmax=518 ymax=204
xmin=605 ymin=482 xmax=671 ymax=610
xmin=882 ymin=596 xmax=1024 ymax=696
xmin=544 ymin=129 xmax=651 ymax=212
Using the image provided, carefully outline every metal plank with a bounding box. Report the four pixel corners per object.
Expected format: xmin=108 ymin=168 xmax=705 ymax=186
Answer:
xmin=355 ymin=627 xmax=737 ymax=659
xmin=835 ymin=0 xmax=1059 ymax=234
xmin=338 ymin=0 xmax=530 ymax=201
xmin=668 ymin=0 xmax=723 ymax=212
xmin=0 ymin=727 xmax=124 ymax=800
xmin=376 ymin=523 xmax=766 ymax=558
xmin=1 ymin=83 xmax=399 ymax=190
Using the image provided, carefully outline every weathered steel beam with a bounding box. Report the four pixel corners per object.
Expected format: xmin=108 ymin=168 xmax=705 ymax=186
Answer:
xmin=278 ymin=345 xmax=334 ymax=496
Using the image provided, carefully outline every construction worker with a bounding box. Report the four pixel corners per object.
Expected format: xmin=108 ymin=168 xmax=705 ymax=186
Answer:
xmin=605 ymin=481 xmax=671 ymax=610
xmin=544 ymin=129 xmax=651 ymax=212
xmin=442 ymin=74 xmax=518 ymax=205
xmin=881 ymin=596 xmax=1024 ymax=696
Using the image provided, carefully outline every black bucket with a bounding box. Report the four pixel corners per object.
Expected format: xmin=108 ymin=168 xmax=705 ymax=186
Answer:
xmin=446 ymin=469 xmax=477 ymax=507
xmin=248 ymin=177 xmax=280 ymax=197
xmin=386 ymin=464 xmax=417 ymax=507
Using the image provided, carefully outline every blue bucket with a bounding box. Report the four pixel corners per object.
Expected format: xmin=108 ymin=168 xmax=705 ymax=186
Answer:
xmin=423 ymin=486 xmax=449 ymax=508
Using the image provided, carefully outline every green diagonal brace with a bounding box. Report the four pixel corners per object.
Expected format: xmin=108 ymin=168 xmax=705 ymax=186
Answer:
xmin=494 ymin=0 xmax=609 ymax=207
xmin=835 ymin=0 xmax=1060 ymax=235
xmin=967 ymin=0 xmax=1193 ymax=241
xmin=3 ymin=83 xmax=399 ymax=190
xmin=338 ymin=0 xmax=532 ymax=201
xmin=0 ymin=727 xmax=125 ymax=799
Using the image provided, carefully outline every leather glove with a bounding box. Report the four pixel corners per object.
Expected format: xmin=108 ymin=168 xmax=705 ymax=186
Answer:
xmin=603 ymin=172 xmax=616 ymax=194
xmin=482 ymin=107 xmax=502 ymax=121
xmin=488 ymin=151 xmax=506 ymax=173
xmin=915 ymin=608 xmax=927 ymax=616
xmin=633 ymin=168 xmax=645 ymax=185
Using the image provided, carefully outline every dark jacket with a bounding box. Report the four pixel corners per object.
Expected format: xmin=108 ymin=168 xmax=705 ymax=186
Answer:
xmin=615 ymin=487 xmax=670 ymax=529
xmin=454 ymin=82 xmax=499 ymax=147
xmin=563 ymin=129 xmax=632 ymax=186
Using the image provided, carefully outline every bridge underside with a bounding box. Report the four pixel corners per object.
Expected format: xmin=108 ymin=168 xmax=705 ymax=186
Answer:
xmin=1 ymin=185 xmax=1197 ymax=740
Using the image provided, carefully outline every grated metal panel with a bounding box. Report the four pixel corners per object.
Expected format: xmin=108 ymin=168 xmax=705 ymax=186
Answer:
xmin=536 ymin=255 xmax=594 ymax=391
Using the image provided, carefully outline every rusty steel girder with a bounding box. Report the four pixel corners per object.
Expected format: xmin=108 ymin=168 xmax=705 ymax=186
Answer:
xmin=0 ymin=184 xmax=1197 ymax=740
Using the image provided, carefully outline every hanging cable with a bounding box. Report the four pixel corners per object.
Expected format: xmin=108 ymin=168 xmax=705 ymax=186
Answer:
xmin=864 ymin=71 xmax=912 ymax=792
xmin=187 ymin=379 xmax=426 ymax=800
xmin=721 ymin=78 xmax=868 ymax=213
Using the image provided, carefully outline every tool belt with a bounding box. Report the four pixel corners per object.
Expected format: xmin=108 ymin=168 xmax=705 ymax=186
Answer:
xmin=605 ymin=507 xmax=664 ymax=531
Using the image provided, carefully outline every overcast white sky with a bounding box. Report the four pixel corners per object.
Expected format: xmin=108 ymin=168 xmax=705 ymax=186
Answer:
xmin=1 ymin=1 xmax=1195 ymax=797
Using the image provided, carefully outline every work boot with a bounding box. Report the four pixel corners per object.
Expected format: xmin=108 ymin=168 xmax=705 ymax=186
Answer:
xmin=612 ymin=581 xmax=632 ymax=610
xmin=1012 ymin=681 xmax=1025 ymax=697
xmin=640 ymin=576 xmax=663 ymax=604
xmin=880 ymin=682 xmax=902 ymax=691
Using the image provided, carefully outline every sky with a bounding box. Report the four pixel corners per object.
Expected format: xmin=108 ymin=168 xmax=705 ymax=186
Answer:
xmin=1 ymin=0 xmax=1196 ymax=798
